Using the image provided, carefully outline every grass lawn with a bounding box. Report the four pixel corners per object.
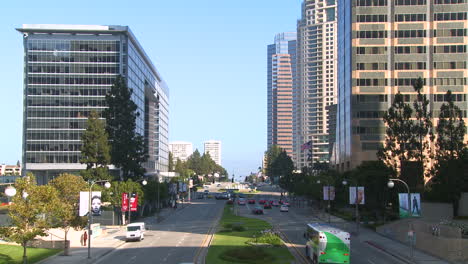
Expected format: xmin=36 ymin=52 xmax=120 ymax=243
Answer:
xmin=206 ymin=205 xmax=294 ymax=264
xmin=0 ymin=244 xmax=61 ymax=264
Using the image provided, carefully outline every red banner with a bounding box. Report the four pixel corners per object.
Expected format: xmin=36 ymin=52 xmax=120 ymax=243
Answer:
xmin=130 ymin=193 xmax=138 ymax=212
xmin=121 ymin=193 xmax=129 ymax=212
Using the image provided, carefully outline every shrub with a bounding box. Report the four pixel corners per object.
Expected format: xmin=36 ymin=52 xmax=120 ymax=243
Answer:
xmin=232 ymin=225 xmax=246 ymax=232
xmin=247 ymin=230 xmax=282 ymax=247
xmin=223 ymin=223 xmax=233 ymax=229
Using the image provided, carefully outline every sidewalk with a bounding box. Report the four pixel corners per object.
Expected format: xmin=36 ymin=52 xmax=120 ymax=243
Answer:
xmin=39 ymin=204 xmax=190 ymax=264
xmin=296 ymin=206 xmax=449 ymax=264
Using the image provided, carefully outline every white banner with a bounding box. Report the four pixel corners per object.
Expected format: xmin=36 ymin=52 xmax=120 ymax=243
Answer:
xmin=79 ymin=191 xmax=102 ymax=216
xmin=349 ymin=186 xmax=365 ymax=205
xmin=323 ymin=186 xmax=335 ymax=201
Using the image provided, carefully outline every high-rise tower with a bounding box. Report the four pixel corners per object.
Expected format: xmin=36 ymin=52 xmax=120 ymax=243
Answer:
xmin=267 ymin=32 xmax=297 ymax=157
xmin=335 ymin=0 xmax=468 ymax=171
xmin=295 ymin=0 xmax=338 ymax=170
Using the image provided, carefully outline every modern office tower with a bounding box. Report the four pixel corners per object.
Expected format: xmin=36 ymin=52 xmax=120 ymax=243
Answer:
xmin=295 ymin=0 xmax=338 ymax=170
xmin=267 ymin=32 xmax=296 ymax=158
xmin=204 ymin=140 xmax=222 ymax=166
xmin=335 ymin=0 xmax=468 ymax=171
xmin=169 ymin=141 xmax=193 ymax=163
xmin=17 ymin=24 xmax=169 ymax=184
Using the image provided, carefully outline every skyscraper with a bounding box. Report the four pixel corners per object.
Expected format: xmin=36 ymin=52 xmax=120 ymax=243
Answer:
xmin=267 ymin=32 xmax=296 ymax=157
xmin=295 ymin=0 xmax=338 ymax=170
xmin=169 ymin=141 xmax=193 ymax=163
xmin=335 ymin=0 xmax=468 ymax=171
xmin=204 ymin=140 xmax=222 ymax=166
xmin=17 ymin=24 xmax=169 ymax=184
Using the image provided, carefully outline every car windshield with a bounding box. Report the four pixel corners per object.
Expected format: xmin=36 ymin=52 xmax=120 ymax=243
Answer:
xmin=127 ymin=226 xmax=141 ymax=232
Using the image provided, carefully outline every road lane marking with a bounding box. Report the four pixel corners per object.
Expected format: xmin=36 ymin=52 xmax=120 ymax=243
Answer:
xmin=193 ymin=204 xmax=223 ymax=264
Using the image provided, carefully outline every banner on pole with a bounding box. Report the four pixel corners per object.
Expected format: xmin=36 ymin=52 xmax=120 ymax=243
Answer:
xmin=323 ymin=186 xmax=335 ymax=201
xmin=349 ymin=187 xmax=365 ymax=205
xmin=122 ymin=193 xmax=129 ymax=212
xmin=79 ymin=191 xmax=102 ymax=216
xmin=130 ymin=193 xmax=138 ymax=212
xmin=398 ymin=193 xmax=421 ymax=218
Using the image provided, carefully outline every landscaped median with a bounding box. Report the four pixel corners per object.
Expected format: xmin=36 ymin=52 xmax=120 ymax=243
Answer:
xmin=206 ymin=204 xmax=294 ymax=264
xmin=0 ymin=244 xmax=61 ymax=264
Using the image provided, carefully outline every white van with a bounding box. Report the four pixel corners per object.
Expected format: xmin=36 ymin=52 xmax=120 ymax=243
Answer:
xmin=126 ymin=222 xmax=145 ymax=242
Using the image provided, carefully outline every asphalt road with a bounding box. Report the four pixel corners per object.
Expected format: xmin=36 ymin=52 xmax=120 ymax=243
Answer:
xmin=237 ymin=190 xmax=407 ymax=264
xmin=96 ymin=197 xmax=225 ymax=264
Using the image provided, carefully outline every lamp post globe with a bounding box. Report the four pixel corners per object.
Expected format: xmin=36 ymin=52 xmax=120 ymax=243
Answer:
xmin=4 ymin=186 xmax=16 ymax=197
xmin=387 ymin=180 xmax=395 ymax=189
xmin=142 ymin=180 xmax=147 ymax=186
xmin=342 ymin=180 xmax=348 ymax=186
xmin=316 ymin=180 xmax=321 ymax=184
xmin=104 ymin=181 xmax=111 ymax=189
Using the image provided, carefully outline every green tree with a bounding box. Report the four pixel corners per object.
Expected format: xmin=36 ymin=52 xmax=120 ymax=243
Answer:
xmin=271 ymin=150 xmax=294 ymax=183
xmin=49 ymin=173 xmax=88 ymax=255
xmin=80 ymin=111 xmax=111 ymax=181
xmin=200 ymin=152 xmax=216 ymax=175
xmin=265 ymin=145 xmax=282 ymax=181
xmin=0 ymin=174 xmax=59 ymax=264
xmin=378 ymin=92 xmax=414 ymax=174
xmin=427 ymin=90 xmax=467 ymax=216
xmin=186 ymin=149 xmax=202 ymax=174
xmin=168 ymin=152 xmax=175 ymax=172
xmin=411 ymin=77 xmax=433 ymax=180
xmin=104 ymin=75 xmax=147 ymax=180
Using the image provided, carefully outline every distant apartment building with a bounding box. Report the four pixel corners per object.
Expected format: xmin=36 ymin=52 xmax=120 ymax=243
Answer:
xmin=335 ymin=0 xmax=468 ymax=171
xmin=295 ymin=0 xmax=338 ymax=170
xmin=204 ymin=140 xmax=222 ymax=165
xmin=17 ymin=24 xmax=169 ymax=184
xmin=267 ymin=32 xmax=296 ymax=158
xmin=0 ymin=164 xmax=21 ymax=176
xmin=169 ymin=141 xmax=193 ymax=163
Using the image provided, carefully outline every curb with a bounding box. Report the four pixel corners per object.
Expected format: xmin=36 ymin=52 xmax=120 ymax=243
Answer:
xmin=365 ymin=240 xmax=413 ymax=264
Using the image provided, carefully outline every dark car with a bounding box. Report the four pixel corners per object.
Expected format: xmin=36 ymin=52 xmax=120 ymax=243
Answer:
xmin=248 ymin=199 xmax=255 ymax=204
xmin=263 ymin=203 xmax=272 ymax=209
xmin=258 ymin=199 xmax=266 ymax=204
xmin=227 ymin=199 xmax=234 ymax=205
xmin=252 ymin=206 xmax=264 ymax=215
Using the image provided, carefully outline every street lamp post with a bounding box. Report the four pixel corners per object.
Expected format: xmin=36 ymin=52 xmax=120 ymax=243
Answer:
xmin=387 ymin=178 xmax=413 ymax=261
xmin=342 ymin=180 xmax=360 ymax=235
xmin=87 ymin=180 xmax=111 ymax=259
xmin=127 ymin=179 xmax=147 ymax=225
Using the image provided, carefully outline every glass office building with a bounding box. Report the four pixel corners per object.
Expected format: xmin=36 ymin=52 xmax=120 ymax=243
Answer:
xmin=17 ymin=24 xmax=169 ymax=184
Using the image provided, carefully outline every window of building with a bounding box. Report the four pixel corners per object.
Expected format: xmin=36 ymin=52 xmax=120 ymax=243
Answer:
xmin=434 ymin=12 xmax=467 ymax=21
xmin=357 ymin=31 xmax=388 ymax=38
xmin=395 ymin=30 xmax=426 ymax=38
xmin=356 ymin=0 xmax=387 ymax=6
xmin=396 ymin=0 xmax=426 ymax=5
xmin=395 ymin=14 xmax=426 ymax=22
xmin=435 ymin=0 xmax=466 ymax=3
xmin=434 ymin=61 xmax=467 ymax=69
xmin=433 ymin=45 xmax=467 ymax=53
xmin=434 ymin=29 xmax=467 ymax=37
xmin=395 ymin=62 xmax=427 ymax=70
xmin=357 ymin=14 xmax=388 ymax=23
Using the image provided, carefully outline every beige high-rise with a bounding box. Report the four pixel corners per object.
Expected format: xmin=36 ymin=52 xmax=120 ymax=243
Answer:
xmin=334 ymin=0 xmax=468 ymax=171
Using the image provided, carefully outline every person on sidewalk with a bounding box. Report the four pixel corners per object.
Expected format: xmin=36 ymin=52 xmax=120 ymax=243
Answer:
xmin=83 ymin=231 xmax=88 ymax=246
xmin=80 ymin=233 xmax=84 ymax=246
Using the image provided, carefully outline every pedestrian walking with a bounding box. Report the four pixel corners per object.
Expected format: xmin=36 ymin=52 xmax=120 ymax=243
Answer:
xmin=83 ymin=231 xmax=88 ymax=246
xmin=80 ymin=233 xmax=84 ymax=246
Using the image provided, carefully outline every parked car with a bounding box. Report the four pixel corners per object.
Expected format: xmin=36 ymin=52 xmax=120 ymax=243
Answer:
xmin=282 ymin=201 xmax=290 ymax=207
xmin=252 ymin=206 xmax=264 ymax=214
xmin=238 ymin=198 xmax=246 ymax=205
xmin=227 ymin=199 xmax=234 ymax=205
xmin=248 ymin=199 xmax=256 ymax=204
xmin=272 ymin=200 xmax=280 ymax=207
xmin=280 ymin=205 xmax=289 ymax=212
xmin=264 ymin=203 xmax=272 ymax=209
xmin=258 ymin=199 xmax=266 ymax=204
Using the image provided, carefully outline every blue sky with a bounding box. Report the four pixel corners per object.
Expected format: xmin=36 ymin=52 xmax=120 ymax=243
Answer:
xmin=0 ymin=0 xmax=302 ymax=180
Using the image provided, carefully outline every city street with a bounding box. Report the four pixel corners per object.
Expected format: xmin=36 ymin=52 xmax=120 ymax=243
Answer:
xmin=95 ymin=198 xmax=225 ymax=264
xmin=236 ymin=189 xmax=410 ymax=264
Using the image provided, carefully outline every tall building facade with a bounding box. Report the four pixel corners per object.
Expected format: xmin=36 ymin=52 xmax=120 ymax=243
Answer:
xmin=267 ymin=32 xmax=296 ymax=157
xmin=17 ymin=24 xmax=169 ymax=184
xmin=204 ymin=140 xmax=222 ymax=165
xmin=295 ymin=0 xmax=338 ymax=170
xmin=169 ymin=141 xmax=193 ymax=163
xmin=336 ymin=0 xmax=468 ymax=171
